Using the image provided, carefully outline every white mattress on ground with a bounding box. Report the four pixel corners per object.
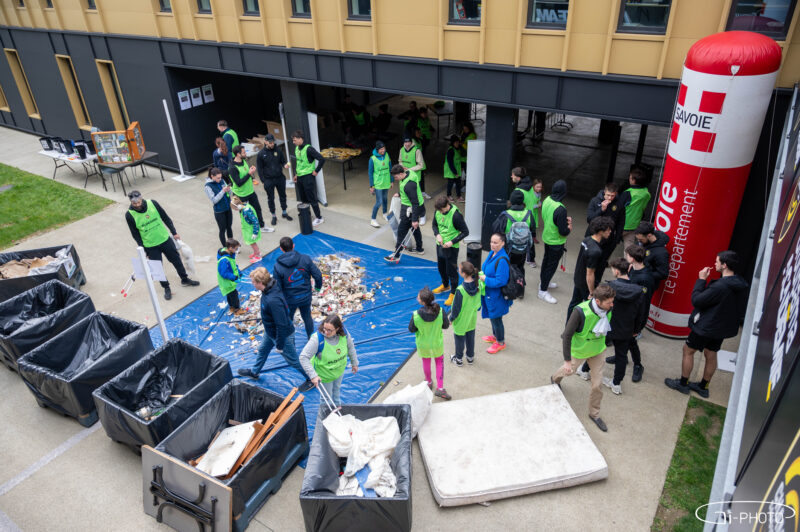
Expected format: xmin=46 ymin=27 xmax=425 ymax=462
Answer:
xmin=417 ymin=385 xmax=608 ymax=507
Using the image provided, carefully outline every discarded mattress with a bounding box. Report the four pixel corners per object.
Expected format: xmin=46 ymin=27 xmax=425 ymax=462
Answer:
xmin=417 ymin=386 xmax=608 ymax=507
xmin=93 ymin=338 xmax=233 ymax=448
xmin=0 ymin=279 xmax=95 ymax=371
xmin=17 ymin=312 xmax=153 ymax=425
xmin=0 ymin=244 xmax=85 ymax=303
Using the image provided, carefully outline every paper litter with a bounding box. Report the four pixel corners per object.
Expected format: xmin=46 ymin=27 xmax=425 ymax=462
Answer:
xmin=0 ymin=247 xmax=74 ymax=279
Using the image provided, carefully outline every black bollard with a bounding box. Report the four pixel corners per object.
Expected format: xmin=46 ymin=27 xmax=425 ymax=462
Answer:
xmin=466 ymin=242 xmax=482 ymax=271
xmin=298 ymin=203 xmax=313 ymax=235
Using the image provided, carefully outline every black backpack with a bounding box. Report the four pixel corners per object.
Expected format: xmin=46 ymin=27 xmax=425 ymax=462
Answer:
xmin=495 ymin=256 xmax=524 ymax=301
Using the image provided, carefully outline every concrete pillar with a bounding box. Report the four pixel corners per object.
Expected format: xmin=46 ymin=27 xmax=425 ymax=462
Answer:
xmin=481 ymin=105 xmax=517 ymax=249
xmin=635 ymin=124 xmax=648 ymax=164
xmin=597 ymin=119 xmax=618 ymax=144
xmin=280 ymin=80 xmax=309 ymax=138
xmin=605 ymin=121 xmax=622 ymax=183
xmin=454 ymin=101 xmax=470 ymax=127
xmin=534 ymin=111 xmax=547 ymax=140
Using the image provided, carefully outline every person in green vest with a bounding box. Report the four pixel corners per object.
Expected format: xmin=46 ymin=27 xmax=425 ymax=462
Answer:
xmin=400 ymin=135 xmax=425 ymax=187
xmin=299 ymin=314 xmax=359 ymax=407
xmin=459 ymin=121 xmax=477 ymax=155
xmin=538 ymin=179 xmax=572 ymax=304
xmin=350 ymin=105 xmax=370 ymax=139
xmin=231 ymin=195 xmax=262 ymax=263
xmin=409 ymin=287 xmax=452 ymax=400
xmin=369 ymin=140 xmax=392 ymax=228
xmin=385 ymin=165 xmax=425 ymax=262
xmin=289 ymin=130 xmax=326 ymax=226
xmin=444 ymin=135 xmax=463 ymax=202
xmin=217 ymin=238 xmax=243 ymax=316
xmin=125 ymin=190 xmax=199 ymax=301
xmin=620 ymin=166 xmax=652 ymax=250
xmin=416 ymin=107 xmax=434 ymax=150
xmin=449 ymin=261 xmax=481 ymax=367
xmin=492 ymin=190 xmax=533 ymax=295
xmin=551 ymin=283 xmax=616 ymax=432
xmin=398 ymin=100 xmax=419 ymax=137
xmin=230 ymin=144 xmax=268 ymax=229
xmin=411 ymin=128 xmax=431 ymax=199
xmin=510 ymin=167 xmax=539 ymax=267
xmin=432 ymin=195 xmax=469 ymax=306
xmin=217 ymin=119 xmax=239 ymax=154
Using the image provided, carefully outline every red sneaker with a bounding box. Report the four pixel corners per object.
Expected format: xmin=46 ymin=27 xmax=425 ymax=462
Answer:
xmin=481 ymin=335 xmax=497 ymax=343
xmin=487 ymin=342 xmax=506 ymax=354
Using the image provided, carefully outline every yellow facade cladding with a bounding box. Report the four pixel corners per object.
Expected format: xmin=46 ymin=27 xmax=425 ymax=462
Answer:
xmin=0 ymin=0 xmax=797 ymax=87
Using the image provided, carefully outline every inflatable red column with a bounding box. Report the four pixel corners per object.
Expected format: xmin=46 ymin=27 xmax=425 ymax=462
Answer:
xmin=648 ymin=31 xmax=781 ymax=337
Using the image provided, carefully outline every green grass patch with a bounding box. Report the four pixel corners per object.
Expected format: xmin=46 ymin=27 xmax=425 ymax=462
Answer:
xmin=0 ymin=162 xmax=113 ymax=249
xmin=652 ymin=397 xmax=727 ymax=531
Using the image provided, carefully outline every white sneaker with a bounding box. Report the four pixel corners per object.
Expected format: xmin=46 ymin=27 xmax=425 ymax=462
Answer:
xmin=575 ymin=365 xmax=590 ymax=381
xmin=419 ymin=215 xmax=427 ymax=226
xmin=263 ymin=226 xmax=275 ymax=233
xmin=602 ymin=376 xmax=622 ymax=395
xmin=382 ymin=212 xmax=390 ymax=221
xmin=549 ymin=282 xmax=558 ymax=289
xmin=312 ymin=217 xmax=324 ymax=226
xmin=370 ymin=219 xmax=380 ymax=228
xmin=537 ymin=290 xmax=557 ymax=304
xmin=422 ymin=192 xmax=431 ymax=199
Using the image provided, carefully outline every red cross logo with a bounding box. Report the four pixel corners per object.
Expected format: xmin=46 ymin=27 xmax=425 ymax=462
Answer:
xmin=670 ymin=83 xmax=726 ymax=153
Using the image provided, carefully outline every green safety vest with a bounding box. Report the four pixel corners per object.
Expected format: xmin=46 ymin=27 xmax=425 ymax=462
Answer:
xmin=223 ymin=128 xmax=239 ymax=150
xmin=413 ymin=309 xmax=443 ymax=358
xmin=451 ymin=284 xmax=480 ymax=335
xmin=399 ymin=175 xmax=423 ymax=207
xmin=354 ymin=111 xmax=366 ymax=126
xmin=129 ymin=201 xmax=170 ymax=248
xmin=312 ymin=334 xmax=349 ymax=383
xmin=417 ymin=116 xmax=431 ymax=139
xmin=461 ymin=132 xmax=477 ymax=153
xmin=570 ymin=301 xmax=612 ymax=359
xmin=443 ymin=147 xmax=461 ymax=179
xmin=625 ymin=187 xmax=652 ymax=230
xmin=401 ymin=145 xmax=422 ymax=179
xmin=542 ymin=196 xmax=567 ymax=246
xmin=532 ymin=192 xmax=542 ymax=229
xmin=371 ymin=154 xmax=391 ymax=190
xmin=230 ymin=161 xmax=254 ymax=197
xmin=295 ymin=144 xmax=316 ymax=176
xmin=435 ymin=204 xmax=461 ymax=248
xmin=412 ymin=139 xmax=427 ymax=170
xmin=515 ymin=187 xmax=535 ymax=213
xmin=240 ymin=204 xmax=262 ymax=245
xmin=216 ymin=252 xmax=239 ymax=296
xmin=504 ymin=209 xmax=531 ymax=233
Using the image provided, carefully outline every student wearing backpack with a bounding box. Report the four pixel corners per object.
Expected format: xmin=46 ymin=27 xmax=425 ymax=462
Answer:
xmin=299 ymin=314 xmax=358 ymax=407
xmin=566 ymin=217 xmax=614 ymax=321
xmin=480 ymin=233 xmax=512 ymax=354
xmin=410 ymin=287 xmax=452 ymax=400
xmin=273 ymin=236 xmax=323 ymax=340
xmin=449 ymin=262 xmax=481 ymax=366
xmin=432 ymin=196 xmax=469 ymax=306
xmin=492 ymin=190 xmax=533 ymax=296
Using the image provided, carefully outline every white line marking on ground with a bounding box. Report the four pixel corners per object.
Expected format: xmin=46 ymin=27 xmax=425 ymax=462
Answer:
xmin=0 ymin=509 xmax=23 ymax=532
xmin=361 ymin=223 xmax=391 ymax=245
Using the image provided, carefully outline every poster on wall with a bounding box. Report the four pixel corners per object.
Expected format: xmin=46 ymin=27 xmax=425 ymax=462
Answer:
xmin=190 ymin=87 xmax=203 ymax=107
xmin=178 ymin=90 xmax=191 ymax=111
xmin=202 ymin=84 xmax=214 ymax=104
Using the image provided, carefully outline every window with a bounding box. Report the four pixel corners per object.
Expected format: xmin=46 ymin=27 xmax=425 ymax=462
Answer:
xmin=95 ymin=60 xmax=129 ymax=130
xmin=159 ymin=0 xmax=171 ymax=12
xmin=56 ymin=55 xmax=91 ymax=129
xmin=197 ymin=0 xmax=211 ymax=13
xmin=243 ymin=0 xmax=259 ymax=15
xmin=348 ymin=0 xmax=370 ymax=19
xmin=43 ymin=0 xmax=53 ymax=8
xmin=0 ymin=83 xmax=9 ymax=111
xmin=291 ymin=0 xmax=310 ymax=17
xmin=618 ymin=0 xmax=672 ymax=34
xmin=17 ymin=1 xmax=24 ymax=7
xmin=4 ymin=49 xmax=39 ymax=118
xmin=449 ymin=0 xmax=481 ymax=24
xmin=727 ymin=0 xmax=797 ymax=39
xmin=87 ymin=0 xmax=96 ymax=8
xmin=527 ymin=0 xmax=569 ymax=28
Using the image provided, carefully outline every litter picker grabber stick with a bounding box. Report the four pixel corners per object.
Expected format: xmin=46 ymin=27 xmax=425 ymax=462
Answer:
xmin=120 ymin=274 xmax=135 ymax=298
xmin=387 ymin=229 xmax=414 ymax=265
xmin=317 ymin=381 xmax=342 ymax=417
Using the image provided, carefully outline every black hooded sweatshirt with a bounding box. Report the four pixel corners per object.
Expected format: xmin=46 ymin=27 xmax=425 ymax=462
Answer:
xmin=585 ymin=189 xmax=626 ymax=249
xmin=549 ymin=180 xmax=570 ymax=237
xmin=643 ymin=231 xmax=670 ymax=283
xmin=514 ymin=175 xmax=533 ymax=194
xmin=408 ymin=304 xmax=451 ymax=332
xmin=607 ymin=278 xmax=648 ymax=339
xmin=689 ymin=275 xmax=749 ymax=339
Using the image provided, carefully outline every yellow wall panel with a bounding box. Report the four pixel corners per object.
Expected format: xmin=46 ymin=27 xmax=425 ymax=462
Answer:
xmin=669 ymin=0 xmax=724 ymax=39
xmin=778 ymin=44 xmax=799 ymax=86
xmin=376 ymin=24 xmax=438 ymax=60
xmin=484 ymin=28 xmax=516 ymax=65
xmin=44 ymin=11 xmax=60 ymax=29
xmin=485 ymin=0 xmax=519 ymax=29
xmin=195 ymin=17 xmax=217 ymax=40
xmin=570 ymin=0 xmax=612 ymax=34
xmin=343 ymin=25 xmax=372 ymax=54
xmin=607 ymin=39 xmax=661 ymax=77
xmin=266 ymin=19 xmax=287 ymax=46
xmin=317 ymin=20 xmax=341 ymax=51
xmin=662 ymin=37 xmax=692 ymax=80
xmin=288 ymin=21 xmax=314 ymax=49
xmin=444 ymin=30 xmax=479 ymax=63
xmin=215 ymin=14 xmax=240 ymax=43
xmin=566 ymin=33 xmax=605 ymax=72
xmin=86 ymin=12 xmax=104 ymax=33
xmin=59 ymin=5 xmax=87 ymax=31
xmin=520 ymin=34 xmax=564 ymax=70
xmin=156 ymin=15 xmax=179 ymax=39
xmin=241 ymin=18 xmax=264 ymax=45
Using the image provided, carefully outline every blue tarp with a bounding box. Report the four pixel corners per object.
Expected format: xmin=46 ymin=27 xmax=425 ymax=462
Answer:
xmin=149 ymin=232 xmax=445 ymax=443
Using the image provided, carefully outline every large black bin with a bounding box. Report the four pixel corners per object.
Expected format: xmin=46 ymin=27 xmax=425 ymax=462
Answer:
xmin=0 ymin=244 xmax=86 ymax=303
xmin=0 ymin=279 xmax=95 ymax=371
xmin=17 ymin=312 xmax=153 ymax=426
xmin=143 ymin=380 xmax=309 ymax=531
xmin=300 ymin=404 xmax=413 ymax=532
xmin=93 ymin=339 xmax=232 ymax=449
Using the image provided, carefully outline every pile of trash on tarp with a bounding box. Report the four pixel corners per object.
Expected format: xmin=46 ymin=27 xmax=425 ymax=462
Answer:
xmin=0 ymin=248 xmax=74 ymax=279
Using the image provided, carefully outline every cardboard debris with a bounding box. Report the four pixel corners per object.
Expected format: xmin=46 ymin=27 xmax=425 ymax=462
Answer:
xmin=0 ymin=256 xmax=56 ymax=279
xmin=320 ymin=147 xmax=361 ymax=160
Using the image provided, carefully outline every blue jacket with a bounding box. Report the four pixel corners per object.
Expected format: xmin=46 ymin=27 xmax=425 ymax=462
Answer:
xmin=213 ymin=148 xmax=232 ymax=173
xmin=260 ymin=279 xmax=293 ymax=350
xmin=368 ymin=148 xmax=388 ymax=187
xmin=216 ymin=248 xmax=239 ymax=281
xmin=481 ymin=248 xmax=512 ymax=319
xmin=273 ymin=250 xmax=323 ymax=305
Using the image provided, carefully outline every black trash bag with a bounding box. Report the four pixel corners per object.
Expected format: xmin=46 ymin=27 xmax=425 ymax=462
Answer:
xmin=93 ymin=338 xmax=232 ymax=448
xmin=0 ymin=279 xmax=95 ymax=371
xmin=0 ymin=244 xmax=85 ymax=303
xmin=300 ymin=404 xmax=413 ymax=532
xmin=157 ymin=380 xmax=308 ymax=517
xmin=17 ymin=312 xmax=153 ymax=422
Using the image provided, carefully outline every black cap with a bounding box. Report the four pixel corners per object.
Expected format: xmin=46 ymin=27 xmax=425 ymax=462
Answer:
xmin=403 ymin=136 xmax=413 ymax=143
xmin=265 ymin=133 xmax=275 ymax=141
xmin=375 ymin=140 xmax=385 ymax=150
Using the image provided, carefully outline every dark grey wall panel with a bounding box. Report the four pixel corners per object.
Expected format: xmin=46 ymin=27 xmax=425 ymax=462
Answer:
xmin=441 ymin=67 xmax=512 ymax=103
xmin=560 ymin=77 xmax=674 ymax=124
xmin=0 ymin=46 xmax=29 ymax=130
xmin=289 ymin=53 xmax=317 ymax=80
xmin=90 ymin=35 xmax=110 ymax=60
xmin=374 ymin=61 xmax=437 ymax=94
xmin=514 ymin=73 xmax=559 ymax=109
xmin=342 ymin=57 xmax=371 ymax=87
xmin=220 ymin=46 xmax=243 ymax=72
xmin=242 ymin=49 xmax=289 ymax=76
xmin=317 ymin=55 xmax=341 ymax=83
xmin=161 ymin=41 xmax=182 ymax=64
xmin=50 ymin=32 xmax=67 ymax=55
xmin=182 ymin=42 xmax=221 ymax=70
xmin=64 ymin=33 xmax=114 ymax=131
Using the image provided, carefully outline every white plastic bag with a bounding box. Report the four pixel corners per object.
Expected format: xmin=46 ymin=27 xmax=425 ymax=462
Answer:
xmin=175 ymin=238 xmax=196 ymax=277
xmin=383 ymin=381 xmax=433 ymax=438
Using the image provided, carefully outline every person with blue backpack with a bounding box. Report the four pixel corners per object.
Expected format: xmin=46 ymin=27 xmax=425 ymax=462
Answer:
xmin=273 ymin=236 xmax=323 ymax=340
xmin=299 ymin=314 xmax=358 ymax=407
xmin=492 ymin=189 xmax=533 ymax=297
